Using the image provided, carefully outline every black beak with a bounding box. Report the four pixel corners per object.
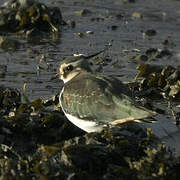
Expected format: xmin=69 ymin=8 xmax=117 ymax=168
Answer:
xmin=84 ymin=43 xmax=112 ymax=60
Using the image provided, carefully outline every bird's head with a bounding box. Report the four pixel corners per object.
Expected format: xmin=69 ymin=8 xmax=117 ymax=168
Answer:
xmin=58 ymin=56 xmax=93 ymax=83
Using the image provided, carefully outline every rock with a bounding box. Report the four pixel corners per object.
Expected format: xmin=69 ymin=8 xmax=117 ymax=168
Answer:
xmin=0 ymin=86 xmax=180 ymax=179
xmin=123 ymin=0 xmax=136 ymax=3
xmin=75 ymin=9 xmax=91 ymax=16
xmin=77 ymin=32 xmax=84 ymax=38
xmin=146 ymin=48 xmax=158 ymax=57
xmin=132 ymin=12 xmax=143 ymax=19
xmin=86 ymin=30 xmax=94 ymax=34
xmin=0 ymin=0 xmax=63 ymax=34
xmin=111 ymin=25 xmax=118 ymax=30
xmin=145 ymin=29 xmax=157 ymax=36
xmin=0 ymin=65 xmax=7 ymax=78
xmin=134 ymin=55 xmax=148 ymax=62
xmin=116 ymin=13 xmax=124 ymax=20
xmin=66 ymin=20 xmax=76 ymax=28
xmin=0 ymin=36 xmax=20 ymax=50
xmin=135 ymin=63 xmax=180 ymax=99
xmin=156 ymin=49 xmax=172 ymax=58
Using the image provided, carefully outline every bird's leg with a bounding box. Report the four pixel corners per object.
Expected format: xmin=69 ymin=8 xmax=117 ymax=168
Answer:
xmin=110 ymin=117 xmax=141 ymax=125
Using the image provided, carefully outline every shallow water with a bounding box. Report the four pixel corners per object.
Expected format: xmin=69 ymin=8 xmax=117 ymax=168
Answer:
xmin=0 ymin=0 xmax=180 ymax=101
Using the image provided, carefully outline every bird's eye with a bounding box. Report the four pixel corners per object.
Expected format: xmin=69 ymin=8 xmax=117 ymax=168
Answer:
xmin=66 ymin=65 xmax=73 ymax=71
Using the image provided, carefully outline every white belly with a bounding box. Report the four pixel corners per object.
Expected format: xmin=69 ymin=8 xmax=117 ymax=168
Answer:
xmin=60 ymin=88 xmax=103 ymax=133
xmin=65 ymin=113 xmax=103 ymax=133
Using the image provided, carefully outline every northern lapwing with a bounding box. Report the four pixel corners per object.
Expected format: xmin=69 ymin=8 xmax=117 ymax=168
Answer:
xmin=58 ymin=54 xmax=156 ymax=133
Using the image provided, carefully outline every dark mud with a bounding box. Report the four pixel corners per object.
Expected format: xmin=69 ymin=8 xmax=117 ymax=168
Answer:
xmin=0 ymin=0 xmax=180 ymax=179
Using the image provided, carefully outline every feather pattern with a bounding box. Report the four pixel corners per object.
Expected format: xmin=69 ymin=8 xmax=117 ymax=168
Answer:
xmin=60 ymin=72 xmax=155 ymax=126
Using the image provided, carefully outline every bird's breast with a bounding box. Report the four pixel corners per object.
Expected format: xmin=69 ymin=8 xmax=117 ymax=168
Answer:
xmin=65 ymin=113 xmax=103 ymax=133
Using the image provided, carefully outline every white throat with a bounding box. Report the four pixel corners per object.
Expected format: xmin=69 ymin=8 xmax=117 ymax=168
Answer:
xmin=61 ymin=71 xmax=80 ymax=83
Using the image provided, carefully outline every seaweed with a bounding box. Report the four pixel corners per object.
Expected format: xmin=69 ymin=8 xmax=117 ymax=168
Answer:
xmin=0 ymin=87 xmax=179 ymax=179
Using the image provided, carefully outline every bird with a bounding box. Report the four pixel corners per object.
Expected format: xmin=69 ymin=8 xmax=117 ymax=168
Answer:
xmin=58 ymin=53 xmax=156 ymax=133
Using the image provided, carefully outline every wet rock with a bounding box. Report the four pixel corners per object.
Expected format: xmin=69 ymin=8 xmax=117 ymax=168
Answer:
xmin=156 ymin=49 xmax=172 ymax=58
xmin=25 ymin=27 xmax=42 ymax=38
xmin=2 ymin=0 xmax=36 ymax=9
xmin=123 ymin=0 xmax=136 ymax=3
xmin=0 ymin=0 xmax=63 ymax=34
xmin=90 ymin=17 xmax=104 ymax=22
xmin=135 ymin=63 xmax=180 ymax=99
xmin=145 ymin=48 xmax=172 ymax=59
xmin=0 ymin=86 xmax=180 ymax=179
xmin=166 ymin=68 xmax=180 ymax=86
xmin=145 ymin=29 xmax=157 ymax=36
xmin=135 ymin=64 xmax=162 ymax=79
xmin=86 ymin=30 xmax=94 ymax=34
xmin=134 ymin=54 xmax=149 ymax=62
xmin=132 ymin=12 xmax=143 ymax=19
xmin=169 ymin=80 xmax=180 ymax=98
xmin=111 ymin=25 xmax=118 ymax=30
xmin=0 ymin=65 xmax=7 ymax=78
xmin=59 ymin=125 xmax=179 ymax=179
xmin=77 ymin=32 xmax=84 ymax=38
xmin=115 ymin=13 xmax=124 ymax=20
xmin=146 ymin=48 xmax=159 ymax=57
xmin=75 ymin=9 xmax=91 ymax=16
xmin=162 ymin=39 xmax=175 ymax=49
xmin=66 ymin=20 xmax=76 ymax=28
xmin=0 ymin=86 xmax=21 ymax=115
xmin=0 ymin=36 xmax=20 ymax=50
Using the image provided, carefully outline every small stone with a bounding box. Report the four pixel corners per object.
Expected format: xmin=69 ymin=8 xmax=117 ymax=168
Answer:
xmin=90 ymin=17 xmax=104 ymax=22
xmin=86 ymin=31 xmax=94 ymax=34
xmin=116 ymin=13 xmax=124 ymax=20
xmin=146 ymin=48 xmax=158 ymax=56
xmin=0 ymin=0 xmax=63 ymax=34
xmin=70 ymin=21 xmax=76 ymax=28
xmin=77 ymin=32 xmax=84 ymax=38
xmin=0 ymin=36 xmax=20 ymax=50
xmin=132 ymin=12 xmax=142 ymax=19
xmin=9 ymin=112 xmax=15 ymax=117
xmin=111 ymin=25 xmax=118 ymax=30
xmin=26 ymin=28 xmax=41 ymax=38
xmin=161 ymin=39 xmax=175 ymax=48
xmin=145 ymin=29 xmax=157 ymax=36
xmin=135 ymin=55 xmax=148 ymax=62
xmin=75 ymin=9 xmax=91 ymax=16
xmin=67 ymin=20 xmax=76 ymax=28
xmin=132 ymin=48 xmax=141 ymax=52
xmin=169 ymin=80 xmax=180 ymax=98
xmin=157 ymin=49 xmax=172 ymax=58
xmin=123 ymin=0 xmax=135 ymax=3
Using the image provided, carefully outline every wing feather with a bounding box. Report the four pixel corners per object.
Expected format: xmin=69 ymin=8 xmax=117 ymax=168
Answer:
xmin=60 ymin=73 xmax=155 ymax=124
